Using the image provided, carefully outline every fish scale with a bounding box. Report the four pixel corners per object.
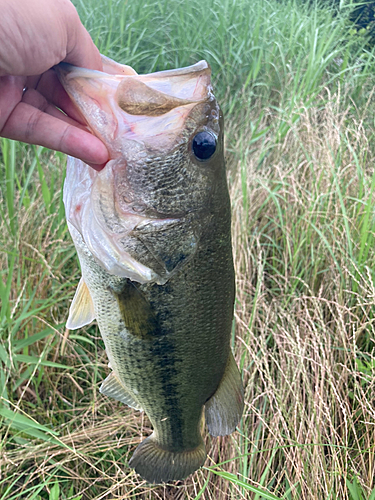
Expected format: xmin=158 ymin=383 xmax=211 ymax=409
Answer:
xmin=57 ymin=56 xmax=244 ymax=483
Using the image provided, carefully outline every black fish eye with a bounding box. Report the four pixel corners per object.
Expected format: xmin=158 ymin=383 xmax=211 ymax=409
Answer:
xmin=192 ymin=131 xmax=217 ymax=161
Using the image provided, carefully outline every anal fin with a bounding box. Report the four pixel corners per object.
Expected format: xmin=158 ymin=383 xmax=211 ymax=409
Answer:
xmin=204 ymin=351 xmax=244 ymax=436
xmin=100 ymin=372 xmax=143 ymax=411
xmin=66 ymin=277 xmax=95 ymax=330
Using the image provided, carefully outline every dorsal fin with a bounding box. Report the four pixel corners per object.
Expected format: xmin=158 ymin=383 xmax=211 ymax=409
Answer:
xmin=66 ymin=277 xmax=95 ymax=330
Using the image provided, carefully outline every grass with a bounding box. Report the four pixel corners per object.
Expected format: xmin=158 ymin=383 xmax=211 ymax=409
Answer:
xmin=1 ymin=0 xmax=375 ymax=498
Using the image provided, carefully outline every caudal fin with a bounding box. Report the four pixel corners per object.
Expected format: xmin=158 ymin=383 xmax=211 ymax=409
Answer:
xmin=129 ymin=433 xmax=206 ymax=483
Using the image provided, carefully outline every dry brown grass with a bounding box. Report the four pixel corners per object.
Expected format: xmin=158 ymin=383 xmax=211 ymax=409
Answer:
xmin=229 ymin=88 xmax=375 ymax=499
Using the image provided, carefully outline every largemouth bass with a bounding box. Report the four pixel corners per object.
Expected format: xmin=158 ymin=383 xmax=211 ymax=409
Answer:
xmin=57 ymin=56 xmax=244 ymax=484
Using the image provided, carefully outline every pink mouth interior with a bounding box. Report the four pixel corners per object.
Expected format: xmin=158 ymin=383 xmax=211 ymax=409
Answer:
xmin=57 ymin=60 xmax=213 ymax=154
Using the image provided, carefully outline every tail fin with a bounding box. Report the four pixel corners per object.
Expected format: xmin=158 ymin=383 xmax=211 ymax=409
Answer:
xmin=129 ymin=433 xmax=206 ymax=483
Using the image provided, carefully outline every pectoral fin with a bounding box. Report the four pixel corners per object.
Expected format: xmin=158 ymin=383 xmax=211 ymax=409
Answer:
xmin=114 ymin=281 xmax=161 ymax=340
xmin=66 ymin=277 xmax=95 ymax=330
xmin=204 ymin=351 xmax=244 ymax=436
xmin=100 ymin=371 xmax=143 ymax=411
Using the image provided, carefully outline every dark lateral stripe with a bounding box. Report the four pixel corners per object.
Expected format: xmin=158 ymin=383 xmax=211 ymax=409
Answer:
xmin=150 ymin=335 xmax=185 ymax=449
xmin=116 ymin=280 xmax=190 ymax=449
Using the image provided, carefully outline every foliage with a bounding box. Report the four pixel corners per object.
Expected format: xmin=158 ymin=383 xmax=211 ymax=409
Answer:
xmin=313 ymin=0 xmax=375 ymax=44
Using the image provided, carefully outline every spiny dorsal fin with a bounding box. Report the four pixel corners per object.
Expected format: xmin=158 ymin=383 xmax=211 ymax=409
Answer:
xmin=204 ymin=351 xmax=244 ymax=436
xmin=66 ymin=277 xmax=95 ymax=330
xmin=100 ymin=372 xmax=143 ymax=411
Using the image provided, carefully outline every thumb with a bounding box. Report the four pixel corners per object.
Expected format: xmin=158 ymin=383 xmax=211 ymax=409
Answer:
xmin=64 ymin=5 xmax=103 ymax=71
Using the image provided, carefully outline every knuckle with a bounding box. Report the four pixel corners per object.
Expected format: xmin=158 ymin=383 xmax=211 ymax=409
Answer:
xmin=57 ymin=124 xmax=72 ymax=154
xmin=23 ymin=108 xmax=41 ymax=142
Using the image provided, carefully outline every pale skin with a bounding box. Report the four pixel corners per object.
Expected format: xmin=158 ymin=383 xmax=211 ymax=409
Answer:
xmin=0 ymin=0 xmax=109 ymax=170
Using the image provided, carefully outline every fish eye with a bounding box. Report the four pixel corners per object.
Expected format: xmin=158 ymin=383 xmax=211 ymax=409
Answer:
xmin=192 ymin=131 xmax=217 ymax=161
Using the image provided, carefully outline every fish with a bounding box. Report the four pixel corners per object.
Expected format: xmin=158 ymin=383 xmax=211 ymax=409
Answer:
xmin=56 ymin=55 xmax=244 ymax=484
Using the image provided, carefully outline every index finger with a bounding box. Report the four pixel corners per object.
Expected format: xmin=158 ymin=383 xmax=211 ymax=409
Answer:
xmin=2 ymin=101 xmax=109 ymax=169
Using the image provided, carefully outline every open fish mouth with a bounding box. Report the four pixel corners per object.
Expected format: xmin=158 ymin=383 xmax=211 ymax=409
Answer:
xmin=57 ymin=57 xmax=217 ymax=285
xmin=56 ymin=57 xmax=213 ymax=156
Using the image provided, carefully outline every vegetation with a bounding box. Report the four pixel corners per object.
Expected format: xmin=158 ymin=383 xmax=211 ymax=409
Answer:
xmin=1 ymin=0 xmax=375 ymax=498
xmin=319 ymin=0 xmax=375 ymax=44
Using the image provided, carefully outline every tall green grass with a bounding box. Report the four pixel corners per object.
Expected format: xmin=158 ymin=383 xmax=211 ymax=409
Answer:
xmin=1 ymin=0 xmax=375 ymax=498
xmin=77 ymin=0 xmax=374 ymax=110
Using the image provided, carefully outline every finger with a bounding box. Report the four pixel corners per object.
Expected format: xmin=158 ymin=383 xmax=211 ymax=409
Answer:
xmin=25 ymin=75 xmax=43 ymax=91
xmin=64 ymin=6 xmax=103 ymax=71
xmin=66 ymin=31 xmax=102 ymax=71
xmin=22 ymin=87 xmax=88 ymax=130
xmin=0 ymin=75 xmax=26 ymax=130
xmin=1 ymin=101 xmax=109 ymax=168
xmin=31 ymin=70 xmax=87 ymax=125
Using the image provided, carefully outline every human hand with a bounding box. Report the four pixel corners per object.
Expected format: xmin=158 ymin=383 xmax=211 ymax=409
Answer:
xmin=0 ymin=0 xmax=109 ymax=170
